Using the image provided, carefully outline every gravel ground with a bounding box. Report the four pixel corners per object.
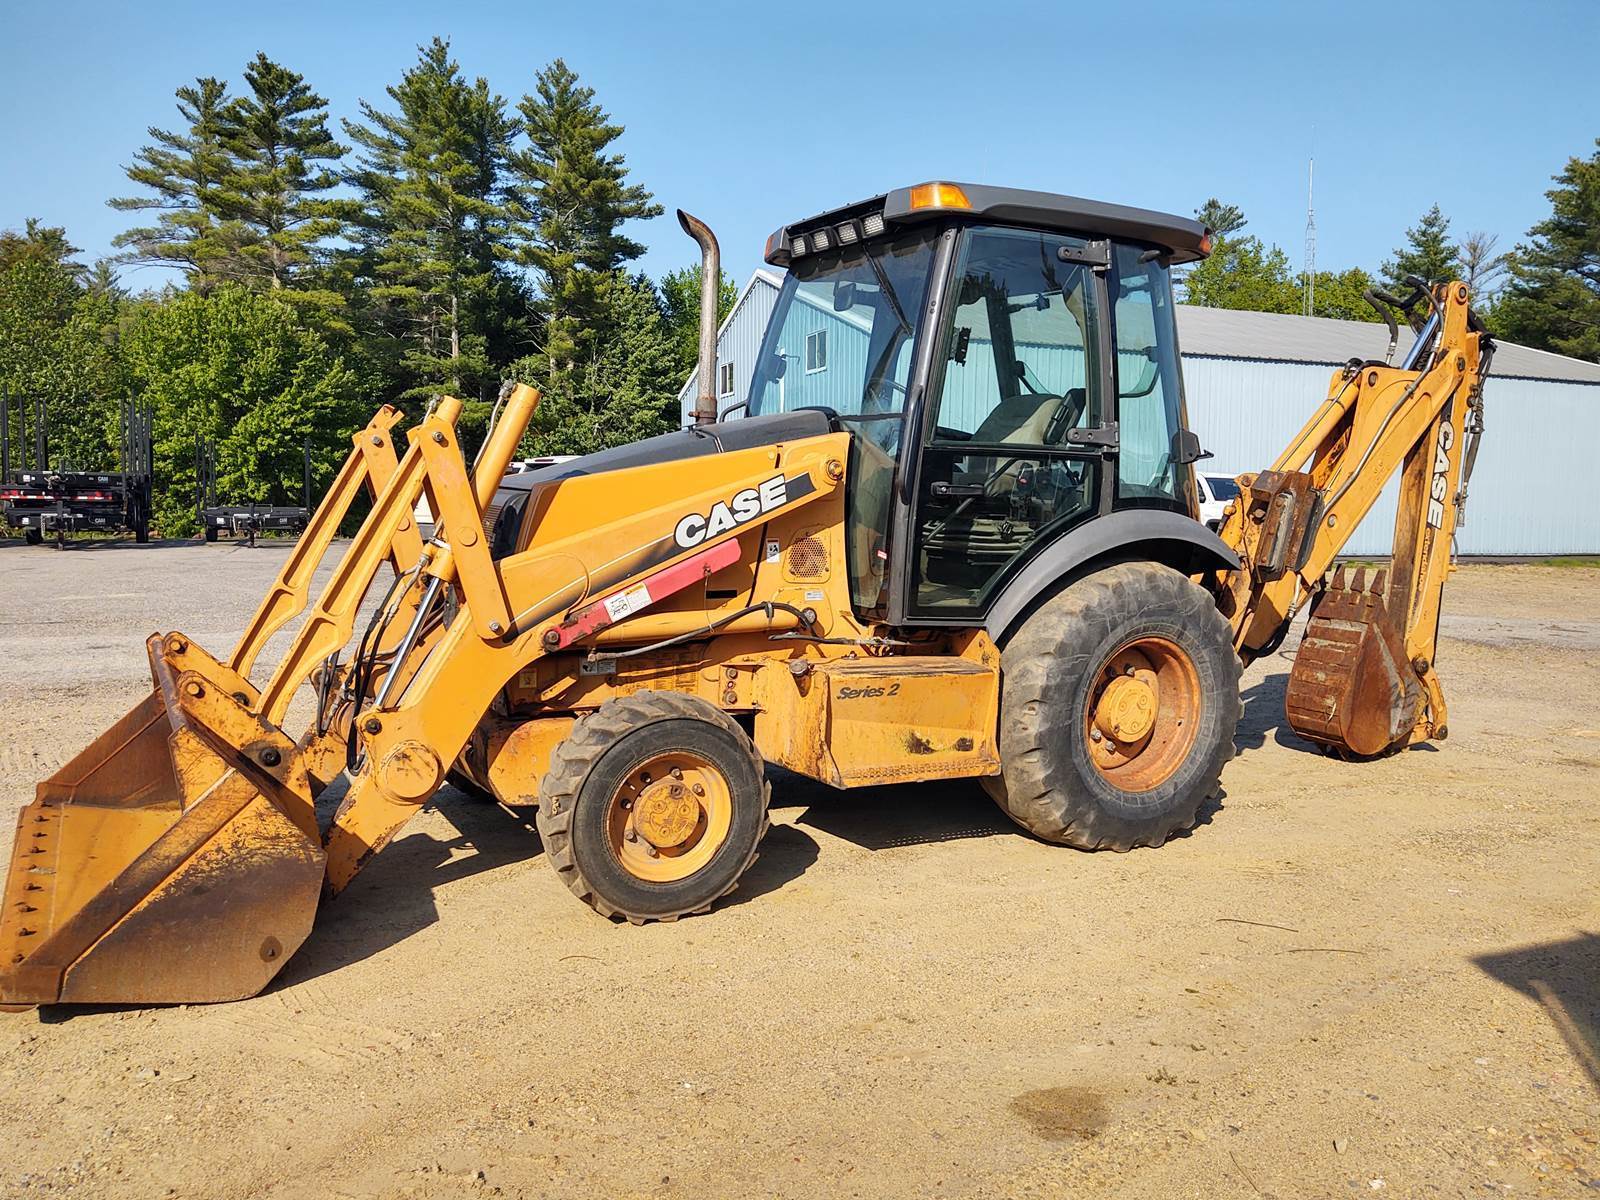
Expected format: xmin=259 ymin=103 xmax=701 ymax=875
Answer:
xmin=0 ymin=539 xmax=1597 ymax=1199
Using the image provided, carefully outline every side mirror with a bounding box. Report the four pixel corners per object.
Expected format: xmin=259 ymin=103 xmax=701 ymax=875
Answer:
xmin=833 ymin=281 xmax=856 ymax=312
xmin=769 ymin=352 xmax=788 ymax=380
xmin=1171 ymin=429 xmax=1212 ymax=466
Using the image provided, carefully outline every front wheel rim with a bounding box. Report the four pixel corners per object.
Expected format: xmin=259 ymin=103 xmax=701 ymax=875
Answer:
xmin=606 ymin=750 xmax=733 ymax=883
xmin=1085 ymin=635 xmax=1203 ymax=792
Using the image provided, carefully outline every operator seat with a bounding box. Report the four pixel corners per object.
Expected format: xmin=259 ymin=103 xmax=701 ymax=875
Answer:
xmin=960 ymin=387 xmax=1085 ymax=493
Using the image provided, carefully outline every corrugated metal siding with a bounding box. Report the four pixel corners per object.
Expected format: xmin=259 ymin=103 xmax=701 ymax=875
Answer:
xmin=753 ymin=303 xmax=870 ymax=414
xmin=937 ymin=341 xmax=1089 ymax=430
xmin=677 ymin=274 xmax=782 ymax=423
xmin=683 ymin=273 xmax=1600 ymax=555
xmin=1183 ymin=357 xmax=1600 ymax=556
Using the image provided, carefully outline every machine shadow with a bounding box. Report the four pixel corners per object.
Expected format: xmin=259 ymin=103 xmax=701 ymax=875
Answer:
xmin=1238 ymin=663 xmax=1321 ymax=755
xmin=0 ymin=536 xmax=198 ymax=552
xmin=780 ymin=768 xmax=1020 ymax=851
xmin=720 ymin=822 xmax=821 ymax=909
xmin=788 ymin=766 xmax=1226 ymax=850
xmin=279 ymin=790 xmax=544 ymax=988
xmin=283 ymin=783 xmax=823 ymax=979
xmin=1474 ymin=932 xmax=1600 ymax=1093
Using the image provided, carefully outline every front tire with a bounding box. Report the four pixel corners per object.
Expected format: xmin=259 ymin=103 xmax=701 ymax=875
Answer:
xmin=536 ymin=692 xmax=769 ymax=923
xmin=985 ymin=561 xmax=1240 ymax=850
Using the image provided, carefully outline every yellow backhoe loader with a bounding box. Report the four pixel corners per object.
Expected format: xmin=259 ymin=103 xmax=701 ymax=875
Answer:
xmin=0 ymin=183 xmax=1491 ymax=1008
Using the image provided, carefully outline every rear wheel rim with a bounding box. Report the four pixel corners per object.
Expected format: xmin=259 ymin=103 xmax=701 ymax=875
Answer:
xmin=1085 ymin=635 xmax=1203 ymax=792
xmin=606 ymin=750 xmax=733 ymax=883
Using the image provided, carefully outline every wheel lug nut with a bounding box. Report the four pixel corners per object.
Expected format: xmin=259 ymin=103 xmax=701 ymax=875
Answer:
xmin=646 ymin=846 xmax=659 ymax=858
xmin=692 ymin=783 xmax=705 ymax=796
xmin=671 ymin=768 xmax=683 ymax=780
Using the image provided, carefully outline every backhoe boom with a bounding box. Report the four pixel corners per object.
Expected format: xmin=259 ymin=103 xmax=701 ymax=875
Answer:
xmin=1213 ymin=280 xmax=1492 ymax=755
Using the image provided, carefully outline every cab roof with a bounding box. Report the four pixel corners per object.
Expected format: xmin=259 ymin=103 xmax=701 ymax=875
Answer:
xmin=766 ymin=181 xmax=1211 ymax=269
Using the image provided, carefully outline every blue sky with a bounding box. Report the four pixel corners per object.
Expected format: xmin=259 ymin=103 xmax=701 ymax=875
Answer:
xmin=2 ymin=0 xmax=1596 ymax=293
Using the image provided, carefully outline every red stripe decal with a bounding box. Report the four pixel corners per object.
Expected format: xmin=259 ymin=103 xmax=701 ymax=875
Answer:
xmin=551 ymin=537 xmax=743 ymax=650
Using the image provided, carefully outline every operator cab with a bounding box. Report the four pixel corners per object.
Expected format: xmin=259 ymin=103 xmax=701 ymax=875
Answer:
xmin=745 ymin=182 xmax=1213 ymax=626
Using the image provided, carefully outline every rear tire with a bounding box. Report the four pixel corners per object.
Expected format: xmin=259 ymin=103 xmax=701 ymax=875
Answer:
xmin=984 ymin=561 xmax=1240 ymax=850
xmin=536 ymin=692 xmax=769 ymax=923
xmin=24 ymin=528 xmax=42 ymax=546
xmin=204 ymin=524 xmax=218 ymax=543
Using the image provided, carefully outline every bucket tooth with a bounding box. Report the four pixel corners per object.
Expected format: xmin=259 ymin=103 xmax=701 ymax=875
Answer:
xmin=1285 ymin=571 xmax=1422 ymax=757
xmin=0 ymin=632 xmax=324 ymax=1007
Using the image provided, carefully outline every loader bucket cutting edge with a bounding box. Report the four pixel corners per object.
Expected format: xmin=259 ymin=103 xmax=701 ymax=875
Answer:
xmin=0 ymin=634 xmax=324 ymax=1007
xmin=1284 ymin=566 xmax=1423 ymax=757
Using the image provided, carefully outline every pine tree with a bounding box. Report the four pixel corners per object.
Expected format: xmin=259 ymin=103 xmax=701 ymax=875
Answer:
xmin=513 ymin=272 xmax=680 ymax=455
xmin=1194 ymin=198 xmax=1247 ymax=238
xmin=509 ymin=59 xmax=662 ymax=382
xmin=1494 ymin=140 xmax=1600 ymax=361
xmin=1381 ymin=204 xmax=1458 ymax=290
xmin=344 ymin=38 xmax=518 ymax=403
xmin=110 ymin=78 xmax=232 ymax=284
xmin=1457 ymin=231 xmax=1510 ymax=304
xmin=0 ymin=219 xmax=85 ymax=275
xmin=209 ymin=54 xmax=346 ymax=304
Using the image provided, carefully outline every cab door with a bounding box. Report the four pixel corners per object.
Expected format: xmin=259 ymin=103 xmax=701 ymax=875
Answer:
xmin=901 ymin=224 xmax=1112 ymax=620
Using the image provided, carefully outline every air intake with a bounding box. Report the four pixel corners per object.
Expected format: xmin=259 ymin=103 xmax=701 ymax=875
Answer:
xmin=784 ymin=533 xmax=828 ymax=581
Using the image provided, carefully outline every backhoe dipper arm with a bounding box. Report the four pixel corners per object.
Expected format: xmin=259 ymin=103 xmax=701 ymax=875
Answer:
xmin=1213 ymin=281 xmax=1491 ymax=755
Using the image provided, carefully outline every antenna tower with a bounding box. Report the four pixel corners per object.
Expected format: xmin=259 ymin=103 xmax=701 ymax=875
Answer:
xmin=1303 ymin=157 xmax=1317 ymax=317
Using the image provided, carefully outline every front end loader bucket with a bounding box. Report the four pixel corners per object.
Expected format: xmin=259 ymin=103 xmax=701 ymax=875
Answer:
xmin=1285 ymin=567 xmax=1423 ymax=757
xmin=0 ymin=634 xmax=324 ymax=1007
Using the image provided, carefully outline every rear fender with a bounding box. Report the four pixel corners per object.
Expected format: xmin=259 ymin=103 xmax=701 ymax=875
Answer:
xmin=983 ymin=510 xmax=1238 ymax=645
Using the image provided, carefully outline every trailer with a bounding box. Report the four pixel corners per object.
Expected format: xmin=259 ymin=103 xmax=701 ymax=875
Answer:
xmin=196 ymin=434 xmax=312 ymax=545
xmin=1 ymin=392 xmax=153 ymax=546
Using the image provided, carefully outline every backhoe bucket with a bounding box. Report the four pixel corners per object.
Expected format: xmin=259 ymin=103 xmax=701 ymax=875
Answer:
xmin=1285 ymin=567 xmax=1423 ymax=757
xmin=0 ymin=634 xmax=324 ymax=1007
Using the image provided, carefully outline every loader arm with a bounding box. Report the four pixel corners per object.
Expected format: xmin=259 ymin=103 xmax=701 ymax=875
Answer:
xmin=1213 ymin=280 xmax=1492 ymax=755
xmin=226 ymin=405 xmax=424 ymax=681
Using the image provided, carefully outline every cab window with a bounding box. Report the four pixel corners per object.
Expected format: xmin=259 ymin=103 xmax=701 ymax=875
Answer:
xmin=1111 ymin=245 xmax=1190 ymax=507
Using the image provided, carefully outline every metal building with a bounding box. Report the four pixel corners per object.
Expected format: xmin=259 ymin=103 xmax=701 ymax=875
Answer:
xmin=680 ymin=275 xmax=1600 ymax=556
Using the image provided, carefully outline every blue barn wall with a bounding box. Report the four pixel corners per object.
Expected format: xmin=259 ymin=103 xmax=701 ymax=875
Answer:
xmin=682 ymin=274 xmax=1600 ymax=556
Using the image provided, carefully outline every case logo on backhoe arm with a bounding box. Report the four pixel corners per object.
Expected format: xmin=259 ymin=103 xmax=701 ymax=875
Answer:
xmin=1427 ymin=422 xmax=1454 ymax=529
xmin=674 ymin=474 xmax=806 ymax=549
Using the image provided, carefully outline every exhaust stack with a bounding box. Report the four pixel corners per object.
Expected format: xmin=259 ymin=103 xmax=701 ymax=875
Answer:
xmin=677 ymin=209 xmax=721 ymax=425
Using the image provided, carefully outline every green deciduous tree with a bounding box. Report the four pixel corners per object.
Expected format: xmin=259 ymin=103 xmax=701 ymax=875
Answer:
xmin=110 ymin=77 xmax=232 ymax=284
xmin=1492 ymin=140 xmax=1600 ymax=362
xmin=659 ymin=262 xmax=737 ymax=380
xmin=344 ymin=38 xmax=520 ymax=406
xmin=1178 ymin=200 xmax=1376 ymax=322
xmin=510 ymin=58 xmax=662 ymax=384
xmin=121 ymin=286 xmax=361 ymax=534
xmin=0 ymin=224 xmax=123 ymax=472
xmin=1183 ymin=234 xmax=1301 ymax=313
xmin=1307 ymin=266 xmax=1382 ymax=322
xmin=1382 ymin=204 xmax=1458 ymax=290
